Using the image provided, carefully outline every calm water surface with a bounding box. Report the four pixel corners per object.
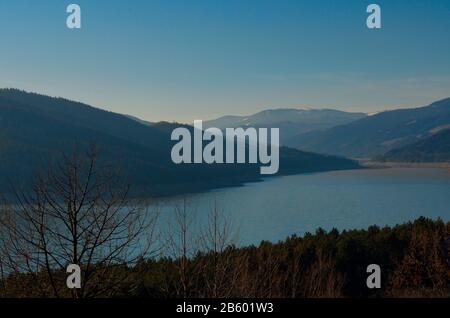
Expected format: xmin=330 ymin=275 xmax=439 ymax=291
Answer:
xmin=155 ymin=168 xmax=450 ymax=246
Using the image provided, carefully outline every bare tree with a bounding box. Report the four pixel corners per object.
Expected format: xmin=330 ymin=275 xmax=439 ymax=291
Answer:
xmin=240 ymin=242 xmax=281 ymax=298
xmin=164 ymin=199 xmax=241 ymax=298
xmin=301 ymin=248 xmax=345 ymax=298
xmin=166 ymin=198 xmax=204 ymax=297
xmin=0 ymin=147 xmax=158 ymax=298
xmin=197 ymin=201 xmax=240 ymax=297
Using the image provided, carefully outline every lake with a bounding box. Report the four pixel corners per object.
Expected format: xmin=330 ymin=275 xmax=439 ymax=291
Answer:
xmin=155 ymin=167 xmax=450 ymax=246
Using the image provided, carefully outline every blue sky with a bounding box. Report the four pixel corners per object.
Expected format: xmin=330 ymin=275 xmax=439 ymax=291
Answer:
xmin=0 ymin=0 xmax=449 ymax=122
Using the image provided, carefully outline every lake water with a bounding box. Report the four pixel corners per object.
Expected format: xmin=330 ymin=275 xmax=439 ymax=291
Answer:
xmin=155 ymin=168 xmax=450 ymax=246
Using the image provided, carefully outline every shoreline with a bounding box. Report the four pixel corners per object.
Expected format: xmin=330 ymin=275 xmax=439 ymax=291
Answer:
xmin=358 ymin=160 xmax=450 ymax=170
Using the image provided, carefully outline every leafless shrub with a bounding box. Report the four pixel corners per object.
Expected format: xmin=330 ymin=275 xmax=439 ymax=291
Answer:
xmin=0 ymin=146 xmax=158 ymax=298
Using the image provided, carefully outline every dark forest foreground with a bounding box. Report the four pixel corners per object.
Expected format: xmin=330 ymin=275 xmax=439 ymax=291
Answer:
xmin=1 ymin=217 xmax=449 ymax=298
xmin=0 ymin=148 xmax=449 ymax=298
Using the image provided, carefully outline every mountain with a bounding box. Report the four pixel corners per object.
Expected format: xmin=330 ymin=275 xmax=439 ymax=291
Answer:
xmin=124 ymin=114 xmax=154 ymax=126
xmin=204 ymin=108 xmax=367 ymax=144
xmin=0 ymin=89 xmax=360 ymax=196
xmin=379 ymin=128 xmax=450 ymax=162
xmin=285 ymin=98 xmax=450 ymax=158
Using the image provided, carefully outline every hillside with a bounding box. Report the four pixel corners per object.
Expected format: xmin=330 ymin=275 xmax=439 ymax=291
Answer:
xmin=285 ymin=98 xmax=450 ymax=158
xmin=0 ymin=89 xmax=360 ymax=196
xmin=379 ymin=129 xmax=450 ymax=162
xmin=204 ymin=108 xmax=367 ymax=144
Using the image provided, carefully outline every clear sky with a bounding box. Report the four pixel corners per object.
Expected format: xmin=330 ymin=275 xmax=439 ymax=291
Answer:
xmin=1 ymin=0 xmax=449 ymax=122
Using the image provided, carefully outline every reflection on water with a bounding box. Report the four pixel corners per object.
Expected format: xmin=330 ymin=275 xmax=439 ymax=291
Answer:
xmin=154 ymin=168 xmax=450 ymax=246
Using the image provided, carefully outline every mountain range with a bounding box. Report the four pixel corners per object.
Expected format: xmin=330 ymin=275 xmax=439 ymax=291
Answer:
xmin=284 ymin=98 xmax=450 ymax=159
xmin=2 ymin=88 xmax=447 ymax=198
xmin=204 ymin=108 xmax=367 ymax=144
xmin=379 ymin=128 xmax=450 ymax=162
xmin=0 ymin=89 xmax=359 ymax=196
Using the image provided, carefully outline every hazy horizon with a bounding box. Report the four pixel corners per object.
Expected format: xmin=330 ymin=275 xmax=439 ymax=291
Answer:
xmin=3 ymin=87 xmax=450 ymax=124
xmin=1 ymin=0 xmax=449 ymax=122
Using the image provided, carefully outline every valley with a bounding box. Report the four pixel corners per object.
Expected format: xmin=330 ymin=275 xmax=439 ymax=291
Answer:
xmin=0 ymin=89 xmax=360 ymax=197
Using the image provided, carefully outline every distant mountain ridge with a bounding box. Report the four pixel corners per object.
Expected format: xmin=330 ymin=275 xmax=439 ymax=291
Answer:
xmin=204 ymin=108 xmax=367 ymax=144
xmin=124 ymin=114 xmax=154 ymax=126
xmin=285 ymin=98 xmax=450 ymax=159
xmin=379 ymin=128 xmax=450 ymax=162
xmin=0 ymin=89 xmax=360 ymax=196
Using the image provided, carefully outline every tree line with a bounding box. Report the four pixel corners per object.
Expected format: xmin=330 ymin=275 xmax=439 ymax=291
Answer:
xmin=0 ymin=147 xmax=449 ymax=298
